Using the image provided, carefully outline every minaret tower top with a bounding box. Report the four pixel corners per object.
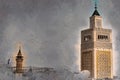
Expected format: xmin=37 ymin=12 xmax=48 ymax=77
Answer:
xmin=92 ymin=0 xmax=100 ymax=16
xmin=17 ymin=46 xmax=22 ymax=56
xmin=90 ymin=0 xmax=102 ymax=29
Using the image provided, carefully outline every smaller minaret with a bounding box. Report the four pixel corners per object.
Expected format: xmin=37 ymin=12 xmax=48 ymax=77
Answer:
xmin=16 ymin=46 xmax=24 ymax=73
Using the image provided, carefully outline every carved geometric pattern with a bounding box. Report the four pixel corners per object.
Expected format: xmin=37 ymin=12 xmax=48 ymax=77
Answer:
xmin=96 ymin=50 xmax=111 ymax=79
xmin=81 ymin=51 xmax=92 ymax=76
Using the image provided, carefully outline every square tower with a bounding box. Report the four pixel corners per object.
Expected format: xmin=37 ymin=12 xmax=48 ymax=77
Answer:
xmin=81 ymin=9 xmax=113 ymax=79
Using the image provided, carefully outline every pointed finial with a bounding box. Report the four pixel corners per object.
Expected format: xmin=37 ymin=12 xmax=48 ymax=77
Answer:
xmin=18 ymin=41 xmax=22 ymax=51
xmin=95 ymin=1 xmax=97 ymax=10
xmin=17 ymin=42 xmax=22 ymax=56
xmin=92 ymin=0 xmax=100 ymax=16
xmin=94 ymin=0 xmax=98 ymax=10
xmin=19 ymin=45 xmax=21 ymax=51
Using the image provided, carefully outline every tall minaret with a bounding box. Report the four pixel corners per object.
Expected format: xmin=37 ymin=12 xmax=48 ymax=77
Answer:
xmin=81 ymin=1 xmax=113 ymax=79
xmin=16 ymin=46 xmax=24 ymax=73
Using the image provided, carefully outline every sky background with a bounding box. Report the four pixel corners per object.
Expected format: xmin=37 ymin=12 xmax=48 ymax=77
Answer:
xmin=0 ymin=0 xmax=119 ymax=76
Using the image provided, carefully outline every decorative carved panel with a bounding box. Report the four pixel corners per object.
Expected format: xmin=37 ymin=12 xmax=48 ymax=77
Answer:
xmin=96 ymin=50 xmax=112 ymax=79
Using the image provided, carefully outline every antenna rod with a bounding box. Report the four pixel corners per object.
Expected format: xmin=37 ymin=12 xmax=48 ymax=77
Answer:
xmin=94 ymin=0 xmax=98 ymax=10
xmin=18 ymin=42 xmax=22 ymax=50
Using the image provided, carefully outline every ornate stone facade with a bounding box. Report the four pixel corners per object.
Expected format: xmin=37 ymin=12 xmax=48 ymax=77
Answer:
xmin=81 ymin=9 xmax=113 ymax=79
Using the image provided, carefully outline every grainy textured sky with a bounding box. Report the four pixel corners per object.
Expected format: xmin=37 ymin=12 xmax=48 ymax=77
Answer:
xmin=0 ymin=0 xmax=119 ymax=76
